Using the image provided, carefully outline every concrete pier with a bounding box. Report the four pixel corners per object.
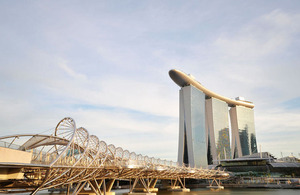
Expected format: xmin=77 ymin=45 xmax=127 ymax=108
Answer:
xmin=127 ymin=193 xmax=156 ymax=195
xmin=206 ymin=186 xmax=224 ymax=190
xmin=79 ymin=191 xmax=115 ymax=195
xmin=167 ymin=186 xmax=190 ymax=192
xmin=133 ymin=188 xmax=158 ymax=192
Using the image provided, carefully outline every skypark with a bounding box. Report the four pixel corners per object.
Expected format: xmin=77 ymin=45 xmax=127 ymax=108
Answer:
xmin=169 ymin=69 xmax=254 ymax=108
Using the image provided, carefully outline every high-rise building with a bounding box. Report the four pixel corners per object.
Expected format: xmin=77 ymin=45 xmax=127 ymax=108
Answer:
xmin=230 ymin=105 xmax=257 ymax=158
xmin=178 ymin=86 xmax=207 ymax=168
xmin=169 ymin=69 xmax=257 ymax=168
xmin=206 ymin=98 xmax=230 ymax=164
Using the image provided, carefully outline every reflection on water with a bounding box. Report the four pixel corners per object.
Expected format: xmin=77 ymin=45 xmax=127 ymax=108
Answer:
xmin=26 ymin=188 xmax=300 ymax=195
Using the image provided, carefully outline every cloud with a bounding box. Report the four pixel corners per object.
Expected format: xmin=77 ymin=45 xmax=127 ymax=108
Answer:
xmin=215 ymin=9 xmax=300 ymax=59
xmin=58 ymin=59 xmax=87 ymax=80
xmin=282 ymin=97 xmax=300 ymax=109
xmin=256 ymin=108 xmax=300 ymax=134
xmin=197 ymin=9 xmax=300 ymax=108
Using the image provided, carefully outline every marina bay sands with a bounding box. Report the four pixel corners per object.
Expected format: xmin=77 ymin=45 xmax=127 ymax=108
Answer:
xmin=169 ymin=69 xmax=257 ymax=168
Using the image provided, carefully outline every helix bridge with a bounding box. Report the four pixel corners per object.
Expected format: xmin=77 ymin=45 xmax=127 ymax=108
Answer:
xmin=0 ymin=117 xmax=230 ymax=194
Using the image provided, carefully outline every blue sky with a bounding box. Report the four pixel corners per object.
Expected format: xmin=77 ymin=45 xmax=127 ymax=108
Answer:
xmin=0 ymin=1 xmax=299 ymax=160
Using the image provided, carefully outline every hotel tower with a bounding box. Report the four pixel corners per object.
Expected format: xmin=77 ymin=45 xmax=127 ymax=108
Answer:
xmin=169 ymin=69 xmax=258 ymax=168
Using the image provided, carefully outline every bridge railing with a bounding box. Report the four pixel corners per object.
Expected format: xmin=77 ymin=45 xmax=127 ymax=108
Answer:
xmin=0 ymin=140 xmax=26 ymax=151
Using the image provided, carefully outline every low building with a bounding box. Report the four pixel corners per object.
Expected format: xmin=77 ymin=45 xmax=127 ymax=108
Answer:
xmin=218 ymin=152 xmax=300 ymax=177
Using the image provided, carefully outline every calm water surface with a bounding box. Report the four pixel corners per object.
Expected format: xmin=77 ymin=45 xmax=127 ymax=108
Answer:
xmin=30 ymin=188 xmax=300 ymax=195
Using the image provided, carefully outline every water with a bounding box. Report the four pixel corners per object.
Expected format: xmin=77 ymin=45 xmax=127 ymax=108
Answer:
xmin=164 ymin=188 xmax=299 ymax=195
xmin=25 ymin=188 xmax=299 ymax=195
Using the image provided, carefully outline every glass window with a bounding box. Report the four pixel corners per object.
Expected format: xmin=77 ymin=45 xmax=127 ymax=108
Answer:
xmin=236 ymin=106 xmax=257 ymax=155
xmin=211 ymin=98 xmax=231 ymax=160
xmin=190 ymin=86 xmax=207 ymax=167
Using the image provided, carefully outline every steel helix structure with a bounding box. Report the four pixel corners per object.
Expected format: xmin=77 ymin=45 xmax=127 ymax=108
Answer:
xmin=0 ymin=117 xmax=230 ymax=194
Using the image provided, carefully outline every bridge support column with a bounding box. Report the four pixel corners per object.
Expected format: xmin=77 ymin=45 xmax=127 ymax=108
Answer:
xmin=206 ymin=178 xmax=224 ymax=190
xmin=106 ymin=179 xmax=116 ymax=193
xmin=77 ymin=179 xmax=116 ymax=195
xmin=149 ymin=178 xmax=158 ymax=192
xmin=167 ymin=177 xmax=190 ymax=192
xmin=127 ymin=177 xmax=157 ymax=195
xmin=72 ymin=181 xmax=88 ymax=195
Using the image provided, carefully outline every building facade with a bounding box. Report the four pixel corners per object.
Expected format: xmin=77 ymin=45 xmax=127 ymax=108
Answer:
xmin=206 ymin=97 xmax=231 ymax=164
xmin=230 ymin=105 xmax=257 ymax=158
xmin=178 ymin=86 xmax=207 ymax=168
xmin=169 ymin=69 xmax=258 ymax=168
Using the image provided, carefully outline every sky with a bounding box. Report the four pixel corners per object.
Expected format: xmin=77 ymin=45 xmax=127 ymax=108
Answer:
xmin=0 ymin=0 xmax=299 ymax=161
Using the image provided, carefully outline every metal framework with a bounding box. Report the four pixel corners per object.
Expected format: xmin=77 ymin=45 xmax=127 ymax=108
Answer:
xmin=0 ymin=117 xmax=230 ymax=194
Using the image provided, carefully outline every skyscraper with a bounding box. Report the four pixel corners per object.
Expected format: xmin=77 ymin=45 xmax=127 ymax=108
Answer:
xmin=169 ymin=69 xmax=257 ymax=168
xmin=178 ymin=86 xmax=207 ymax=168
xmin=230 ymin=105 xmax=257 ymax=158
xmin=206 ymin=98 xmax=230 ymax=164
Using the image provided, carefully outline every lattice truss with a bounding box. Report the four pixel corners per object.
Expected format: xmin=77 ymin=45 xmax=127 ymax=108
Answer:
xmin=0 ymin=117 xmax=229 ymax=192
